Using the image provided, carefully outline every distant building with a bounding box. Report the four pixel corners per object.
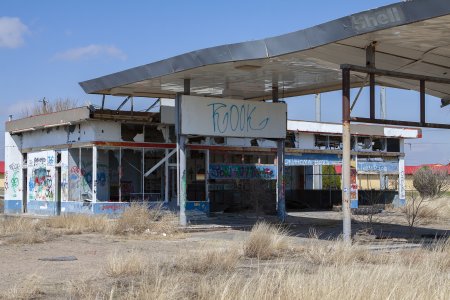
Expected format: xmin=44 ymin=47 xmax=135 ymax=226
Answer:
xmin=405 ymin=164 xmax=450 ymax=191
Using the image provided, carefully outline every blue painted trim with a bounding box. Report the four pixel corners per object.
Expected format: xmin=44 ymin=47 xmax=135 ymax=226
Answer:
xmin=3 ymin=200 xmax=22 ymax=214
xmin=27 ymin=201 xmax=57 ymax=215
xmin=186 ymin=201 xmax=209 ymax=213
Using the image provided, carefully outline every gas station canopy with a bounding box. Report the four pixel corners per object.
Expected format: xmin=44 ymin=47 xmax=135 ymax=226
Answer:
xmin=80 ymin=0 xmax=450 ymax=102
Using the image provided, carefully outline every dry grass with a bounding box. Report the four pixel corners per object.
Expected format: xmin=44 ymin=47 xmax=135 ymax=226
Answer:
xmin=113 ymin=204 xmax=178 ymax=236
xmin=172 ymin=248 xmax=240 ymax=274
xmin=1 ymin=275 xmax=44 ymax=299
xmin=45 ymin=214 xmax=111 ymax=234
xmin=0 ymin=217 xmax=56 ymax=244
xmin=96 ymin=237 xmax=450 ymax=300
xmin=105 ymin=250 xmax=149 ymax=277
xmin=243 ymin=222 xmax=288 ymax=259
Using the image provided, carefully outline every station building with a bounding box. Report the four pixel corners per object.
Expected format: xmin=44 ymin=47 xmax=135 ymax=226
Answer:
xmin=3 ymin=102 xmax=420 ymax=216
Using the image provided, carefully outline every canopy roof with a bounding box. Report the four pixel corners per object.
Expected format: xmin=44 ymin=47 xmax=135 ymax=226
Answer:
xmin=80 ymin=0 xmax=450 ymax=101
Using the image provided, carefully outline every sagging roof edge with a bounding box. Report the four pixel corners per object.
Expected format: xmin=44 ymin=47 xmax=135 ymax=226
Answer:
xmin=79 ymin=0 xmax=450 ymax=95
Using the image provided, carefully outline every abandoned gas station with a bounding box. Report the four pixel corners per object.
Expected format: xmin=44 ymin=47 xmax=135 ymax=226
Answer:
xmin=4 ymin=0 xmax=450 ymax=240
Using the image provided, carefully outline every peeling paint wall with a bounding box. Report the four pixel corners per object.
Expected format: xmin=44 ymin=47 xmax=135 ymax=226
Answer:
xmin=21 ymin=121 xmax=122 ymax=150
xmin=4 ymin=132 xmax=23 ymax=201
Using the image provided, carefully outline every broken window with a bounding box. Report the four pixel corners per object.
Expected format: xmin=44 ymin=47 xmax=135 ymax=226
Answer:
xmin=121 ymin=148 xmax=143 ymax=202
xmin=121 ymin=124 xmax=144 ymax=142
xmin=372 ymin=138 xmax=386 ymax=151
xmin=386 ymin=138 xmax=400 ymax=152
xmin=144 ymin=125 xmax=165 ymax=143
xmin=67 ymin=148 xmax=92 ymax=201
xmin=97 ymin=148 xmax=120 ymax=202
xmin=314 ymin=135 xmax=328 ymax=149
xmin=328 ymin=135 xmax=342 ymax=150
xmin=187 ymin=150 xmax=206 ymax=202
xmin=356 ymin=136 xmax=372 ymax=151
xmin=144 ymin=149 xmax=166 ymax=201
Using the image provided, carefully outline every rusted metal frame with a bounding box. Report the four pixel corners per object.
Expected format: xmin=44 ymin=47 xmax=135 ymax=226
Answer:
xmin=366 ymin=44 xmax=376 ymax=120
xmin=341 ymin=64 xmax=450 ymax=84
xmin=350 ymin=117 xmax=450 ymax=129
xmin=420 ymin=80 xmax=426 ymax=125
xmin=116 ymin=96 xmax=130 ymax=111
xmin=101 ymin=94 xmax=106 ymax=110
xmin=342 ymin=67 xmax=352 ymax=243
xmin=145 ymin=98 xmax=161 ymax=112
xmin=93 ymin=141 xmax=176 ymax=149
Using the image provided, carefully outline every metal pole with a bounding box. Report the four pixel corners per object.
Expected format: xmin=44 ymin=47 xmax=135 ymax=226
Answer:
xmin=273 ymin=86 xmax=286 ymax=221
xmin=92 ymin=146 xmax=97 ymax=203
xmin=420 ymin=80 xmax=426 ymax=125
xmin=342 ymin=68 xmax=352 ymax=243
xmin=315 ymin=93 xmax=321 ymax=122
xmin=176 ymin=92 xmax=187 ymax=226
xmin=177 ymin=78 xmax=190 ymax=226
xmin=380 ymin=87 xmax=387 ymax=119
xmin=366 ymin=44 xmax=376 ymax=120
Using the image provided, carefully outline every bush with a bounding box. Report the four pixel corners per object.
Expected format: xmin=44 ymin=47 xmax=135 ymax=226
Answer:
xmin=243 ymin=222 xmax=288 ymax=259
xmin=413 ymin=167 xmax=449 ymax=198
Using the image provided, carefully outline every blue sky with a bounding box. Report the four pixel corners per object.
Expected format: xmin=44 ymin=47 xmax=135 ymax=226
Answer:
xmin=1 ymin=0 xmax=449 ymax=165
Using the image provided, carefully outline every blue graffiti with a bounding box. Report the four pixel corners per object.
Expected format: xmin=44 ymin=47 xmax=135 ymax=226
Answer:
xmin=208 ymin=103 xmax=269 ymax=134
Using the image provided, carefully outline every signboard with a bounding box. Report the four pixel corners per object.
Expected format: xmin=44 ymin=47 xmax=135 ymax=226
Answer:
xmin=181 ymin=95 xmax=286 ymax=138
xmin=357 ymin=161 xmax=398 ymax=174
xmin=285 ymin=154 xmax=341 ymax=166
xmin=209 ymin=164 xmax=277 ymax=180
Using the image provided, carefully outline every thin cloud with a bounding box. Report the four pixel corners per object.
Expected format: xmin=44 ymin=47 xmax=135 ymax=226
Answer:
xmin=54 ymin=44 xmax=127 ymax=61
xmin=0 ymin=17 xmax=29 ymax=48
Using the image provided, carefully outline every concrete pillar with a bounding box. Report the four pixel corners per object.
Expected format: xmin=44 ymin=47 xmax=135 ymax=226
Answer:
xmin=398 ymin=157 xmax=406 ymax=207
xmin=342 ymin=68 xmax=352 ymax=243
xmin=92 ymin=146 xmax=97 ymax=203
xmin=277 ymin=140 xmax=286 ymax=222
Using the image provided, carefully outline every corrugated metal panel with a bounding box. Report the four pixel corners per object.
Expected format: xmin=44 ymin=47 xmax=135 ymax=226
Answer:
xmin=6 ymin=107 xmax=91 ymax=133
xmin=79 ymin=0 xmax=450 ymax=102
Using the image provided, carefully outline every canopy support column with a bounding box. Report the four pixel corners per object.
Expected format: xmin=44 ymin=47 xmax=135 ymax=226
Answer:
xmin=176 ymin=79 xmax=191 ymax=226
xmin=273 ymin=86 xmax=286 ymax=222
xmin=342 ymin=67 xmax=352 ymax=243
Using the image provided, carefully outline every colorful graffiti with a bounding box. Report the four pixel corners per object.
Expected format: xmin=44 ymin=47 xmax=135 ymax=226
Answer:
xmin=6 ymin=163 xmax=20 ymax=197
xmin=69 ymin=165 xmax=92 ymax=200
xmin=28 ymin=151 xmax=56 ymax=202
xmin=29 ymin=167 xmax=54 ymax=201
xmin=209 ymin=164 xmax=277 ymax=180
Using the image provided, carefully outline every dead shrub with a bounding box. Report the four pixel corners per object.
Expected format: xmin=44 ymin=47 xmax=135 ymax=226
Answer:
xmin=113 ymin=204 xmax=178 ymax=235
xmin=105 ymin=250 xmax=148 ymax=277
xmin=0 ymin=217 xmax=56 ymax=244
xmin=46 ymin=214 xmax=111 ymax=234
xmin=243 ymin=222 xmax=288 ymax=259
xmin=2 ymin=274 xmax=44 ymax=299
xmin=67 ymin=278 xmax=109 ymax=300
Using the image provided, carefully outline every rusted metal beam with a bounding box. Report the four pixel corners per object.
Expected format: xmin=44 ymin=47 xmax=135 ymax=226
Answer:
xmin=341 ymin=64 xmax=450 ymax=84
xmin=420 ymin=80 xmax=426 ymax=125
xmin=366 ymin=44 xmax=376 ymax=120
xmin=351 ymin=117 xmax=450 ymax=129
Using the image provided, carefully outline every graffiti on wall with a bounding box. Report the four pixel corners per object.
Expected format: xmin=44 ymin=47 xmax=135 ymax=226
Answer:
xmin=69 ymin=165 xmax=92 ymax=200
xmin=27 ymin=151 xmax=56 ymax=201
xmin=209 ymin=164 xmax=277 ymax=180
xmin=5 ymin=163 xmax=20 ymax=197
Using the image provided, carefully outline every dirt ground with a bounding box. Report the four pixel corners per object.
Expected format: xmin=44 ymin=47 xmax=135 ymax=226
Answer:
xmin=0 ymin=210 xmax=448 ymax=299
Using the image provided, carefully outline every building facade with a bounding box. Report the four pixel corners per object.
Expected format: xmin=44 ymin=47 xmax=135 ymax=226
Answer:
xmin=3 ymin=102 xmax=420 ymax=216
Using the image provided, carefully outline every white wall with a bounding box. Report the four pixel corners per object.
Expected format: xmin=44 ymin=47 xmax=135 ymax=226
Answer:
xmin=4 ymin=133 xmax=23 ymax=200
